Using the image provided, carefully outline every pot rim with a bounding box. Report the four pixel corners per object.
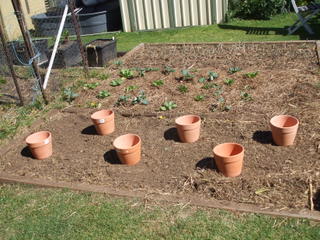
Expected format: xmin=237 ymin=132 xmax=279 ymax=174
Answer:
xmin=26 ymin=131 xmax=51 ymax=145
xmin=175 ymin=114 xmax=201 ymax=126
xmin=270 ymin=115 xmax=299 ymax=129
xmin=213 ymin=142 xmax=244 ymax=159
xmin=91 ymin=109 xmax=114 ymax=121
xmin=113 ymin=133 xmax=141 ymax=151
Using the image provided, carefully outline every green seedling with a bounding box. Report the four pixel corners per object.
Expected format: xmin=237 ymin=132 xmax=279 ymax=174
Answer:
xmin=152 ymin=79 xmax=164 ymax=87
xmin=223 ymin=105 xmax=232 ymax=111
xmin=110 ymin=78 xmax=124 ymax=87
xmin=208 ymin=71 xmax=219 ymax=81
xmin=86 ymin=101 xmax=101 ymax=109
xmin=131 ymin=90 xmax=149 ymax=105
xmin=213 ymin=89 xmax=224 ymax=97
xmin=240 ymin=91 xmax=253 ymax=101
xmin=113 ymin=60 xmax=123 ymax=66
xmin=125 ymin=85 xmax=138 ymax=92
xmin=135 ymin=67 xmax=159 ymax=77
xmin=228 ymin=67 xmax=242 ymax=74
xmin=244 ymin=71 xmax=259 ymax=78
xmin=202 ymin=83 xmax=219 ymax=90
xmin=224 ymin=78 xmax=235 ymax=86
xmin=97 ymin=73 xmax=109 ymax=80
xmin=96 ymin=90 xmax=111 ymax=99
xmin=178 ymin=85 xmax=188 ymax=93
xmin=115 ymin=95 xmax=131 ymax=106
xmin=181 ymin=69 xmax=194 ymax=81
xmin=194 ymin=95 xmax=205 ymax=101
xmin=120 ymin=69 xmax=134 ymax=79
xmin=163 ymin=66 xmax=175 ymax=75
xmin=83 ymin=82 xmax=99 ymax=90
xmin=160 ymin=101 xmax=177 ymax=111
xmin=198 ymin=77 xmax=206 ymax=83
xmin=62 ymin=87 xmax=79 ymax=103
xmin=0 ymin=77 xmax=6 ymax=85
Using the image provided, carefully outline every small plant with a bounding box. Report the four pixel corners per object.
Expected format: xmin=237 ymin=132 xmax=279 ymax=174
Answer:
xmin=160 ymin=101 xmax=177 ymax=111
xmin=0 ymin=77 xmax=6 ymax=85
xmin=181 ymin=69 xmax=194 ymax=81
xmin=135 ymin=67 xmax=159 ymax=77
xmin=198 ymin=77 xmax=206 ymax=83
xmin=62 ymin=87 xmax=79 ymax=103
xmin=61 ymin=29 xmax=70 ymax=43
xmin=228 ymin=67 xmax=242 ymax=74
xmin=115 ymin=95 xmax=131 ymax=106
xmin=113 ymin=60 xmax=123 ymax=66
xmin=152 ymin=79 xmax=164 ymax=87
xmin=110 ymin=78 xmax=124 ymax=87
xmin=83 ymin=82 xmax=99 ymax=90
xmin=96 ymin=90 xmax=111 ymax=99
xmin=163 ymin=66 xmax=175 ymax=75
xmin=244 ymin=71 xmax=259 ymax=78
xmin=131 ymin=90 xmax=149 ymax=105
xmin=178 ymin=85 xmax=188 ymax=93
xmin=224 ymin=78 xmax=235 ymax=86
xmin=86 ymin=101 xmax=101 ymax=109
xmin=223 ymin=105 xmax=232 ymax=112
xmin=120 ymin=69 xmax=134 ymax=79
xmin=194 ymin=95 xmax=205 ymax=101
xmin=97 ymin=73 xmax=109 ymax=80
xmin=202 ymin=83 xmax=219 ymax=90
xmin=125 ymin=85 xmax=138 ymax=92
xmin=208 ymin=71 xmax=219 ymax=81
xmin=240 ymin=91 xmax=253 ymax=101
xmin=213 ymin=89 xmax=224 ymax=97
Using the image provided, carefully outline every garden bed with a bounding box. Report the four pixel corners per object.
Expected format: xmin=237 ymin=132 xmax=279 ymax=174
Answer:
xmin=1 ymin=41 xmax=320 ymax=215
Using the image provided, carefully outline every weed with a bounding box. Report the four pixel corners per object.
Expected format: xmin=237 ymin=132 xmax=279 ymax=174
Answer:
xmin=202 ymin=83 xmax=219 ymax=90
xmin=120 ymin=69 xmax=134 ymax=79
xmin=115 ymin=95 xmax=130 ymax=106
xmin=0 ymin=77 xmax=6 ymax=85
xmin=194 ymin=95 xmax=205 ymax=101
xmin=208 ymin=71 xmax=219 ymax=81
xmin=228 ymin=67 xmax=242 ymax=74
xmin=163 ymin=66 xmax=175 ymax=75
xmin=181 ymin=69 xmax=194 ymax=81
xmin=131 ymin=90 xmax=149 ymax=105
xmin=224 ymin=78 xmax=235 ymax=86
xmin=83 ymin=82 xmax=99 ymax=90
xmin=178 ymin=85 xmax=188 ymax=93
xmin=125 ymin=85 xmax=138 ymax=92
xmin=97 ymin=73 xmax=109 ymax=80
xmin=198 ymin=77 xmax=206 ymax=83
xmin=89 ymin=70 xmax=100 ymax=78
xmin=62 ymin=87 xmax=79 ymax=103
xmin=240 ymin=91 xmax=253 ymax=101
xmin=160 ymin=101 xmax=177 ymax=111
xmin=96 ymin=90 xmax=111 ymax=99
xmin=113 ymin=60 xmax=123 ymax=66
xmin=244 ymin=71 xmax=259 ymax=78
xmin=86 ymin=101 xmax=102 ymax=108
xmin=152 ymin=79 xmax=164 ymax=87
xmin=110 ymin=78 xmax=124 ymax=87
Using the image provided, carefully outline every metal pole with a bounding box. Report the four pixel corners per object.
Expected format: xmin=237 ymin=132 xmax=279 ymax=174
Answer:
xmin=68 ymin=0 xmax=89 ymax=77
xmin=11 ymin=0 xmax=48 ymax=104
xmin=0 ymin=20 xmax=24 ymax=105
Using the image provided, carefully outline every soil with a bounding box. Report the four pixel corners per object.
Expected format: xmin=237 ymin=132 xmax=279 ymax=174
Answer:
xmin=1 ymin=42 xmax=320 ymax=211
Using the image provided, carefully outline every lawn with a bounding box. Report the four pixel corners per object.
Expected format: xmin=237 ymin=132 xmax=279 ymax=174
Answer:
xmin=0 ymin=184 xmax=319 ymax=240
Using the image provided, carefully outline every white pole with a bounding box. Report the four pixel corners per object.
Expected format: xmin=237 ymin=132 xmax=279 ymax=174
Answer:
xmin=43 ymin=4 xmax=69 ymax=90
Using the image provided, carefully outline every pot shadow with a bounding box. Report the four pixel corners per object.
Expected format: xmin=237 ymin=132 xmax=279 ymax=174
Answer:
xmin=196 ymin=157 xmax=218 ymax=171
xmin=21 ymin=146 xmax=34 ymax=159
xmin=164 ymin=127 xmax=180 ymax=142
xmin=104 ymin=150 xmax=121 ymax=164
xmin=314 ymin=189 xmax=320 ymax=211
xmin=81 ymin=125 xmax=97 ymax=135
xmin=252 ymin=130 xmax=274 ymax=145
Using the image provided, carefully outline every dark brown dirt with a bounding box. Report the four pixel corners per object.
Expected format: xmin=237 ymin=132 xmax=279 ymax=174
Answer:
xmin=1 ymin=42 xmax=320 ymax=211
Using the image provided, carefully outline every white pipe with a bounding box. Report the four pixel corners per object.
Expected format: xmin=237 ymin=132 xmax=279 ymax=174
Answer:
xmin=43 ymin=4 xmax=69 ymax=90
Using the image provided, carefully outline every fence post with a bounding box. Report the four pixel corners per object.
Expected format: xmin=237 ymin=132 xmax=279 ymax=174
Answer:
xmin=0 ymin=19 xmax=24 ymax=105
xmin=68 ymin=0 xmax=89 ymax=77
xmin=11 ymin=0 xmax=48 ymax=104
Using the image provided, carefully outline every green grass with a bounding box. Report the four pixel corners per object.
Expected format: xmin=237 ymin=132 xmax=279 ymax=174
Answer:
xmin=80 ymin=13 xmax=320 ymax=52
xmin=0 ymin=184 xmax=319 ymax=240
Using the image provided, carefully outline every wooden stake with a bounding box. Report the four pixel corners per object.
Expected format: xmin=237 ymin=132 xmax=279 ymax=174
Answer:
xmin=309 ymin=177 xmax=314 ymax=211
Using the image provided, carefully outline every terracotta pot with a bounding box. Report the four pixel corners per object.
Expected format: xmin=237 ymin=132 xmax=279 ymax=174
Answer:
xmin=91 ymin=109 xmax=115 ymax=135
xmin=25 ymin=131 xmax=52 ymax=160
xmin=175 ymin=115 xmax=201 ymax=143
xmin=270 ymin=115 xmax=299 ymax=146
xmin=213 ymin=143 xmax=244 ymax=177
xmin=113 ymin=134 xmax=141 ymax=165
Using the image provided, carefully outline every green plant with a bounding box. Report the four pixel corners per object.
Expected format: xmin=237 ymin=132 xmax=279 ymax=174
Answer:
xmin=240 ymin=91 xmax=253 ymax=101
xmin=160 ymin=101 xmax=177 ymax=111
xmin=61 ymin=29 xmax=70 ymax=43
xmin=213 ymin=89 xmax=224 ymax=97
xmin=244 ymin=71 xmax=259 ymax=78
xmin=115 ymin=95 xmax=130 ymax=106
xmin=178 ymin=85 xmax=188 ymax=93
xmin=228 ymin=67 xmax=242 ymax=74
xmin=83 ymin=82 xmax=99 ymax=90
xmin=181 ymin=69 xmax=194 ymax=81
xmin=62 ymin=87 xmax=79 ymax=103
xmin=120 ymin=69 xmax=134 ymax=79
xmin=97 ymin=73 xmax=109 ymax=80
xmin=163 ymin=66 xmax=175 ymax=75
xmin=208 ymin=71 xmax=219 ymax=81
xmin=134 ymin=67 xmax=159 ymax=77
xmin=113 ymin=60 xmax=123 ymax=66
xmin=198 ymin=77 xmax=206 ymax=83
xmin=96 ymin=90 xmax=111 ymax=99
xmin=110 ymin=78 xmax=124 ymax=87
xmin=0 ymin=77 xmax=6 ymax=85
xmin=202 ymin=83 xmax=219 ymax=90
xmin=224 ymin=78 xmax=235 ymax=86
xmin=152 ymin=79 xmax=164 ymax=87
xmin=131 ymin=90 xmax=149 ymax=105
xmin=125 ymin=85 xmax=138 ymax=92
xmin=194 ymin=95 xmax=205 ymax=101
xmin=86 ymin=101 xmax=102 ymax=109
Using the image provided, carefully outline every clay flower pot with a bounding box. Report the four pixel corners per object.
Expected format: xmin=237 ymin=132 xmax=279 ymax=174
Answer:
xmin=213 ymin=143 xmax=244 ymax=177
xmin=91 ymin=109 xmax=115 ymax=135
xmin=25 ymin=131 xmax=52 ymax=160
xmin=175 ymin=115 xmax=201 ymax=143
xmin=113 ymin=134 xmax=141 ymax=165
xmin=270 ymin=115 xmax=299 ymax=146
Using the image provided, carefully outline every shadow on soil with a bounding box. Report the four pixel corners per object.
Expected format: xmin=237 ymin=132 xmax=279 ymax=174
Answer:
xmin=21 ymin=146 xmax=34 ymax=159
xmin=196 ymin=157 xmax=218 ymax=171
xmin=314 ymin=189 xmax=320 ymax=211
xmin=104 ymin=150 xmax=121 ymax=164
xmin=252 ymin=130 xmax=274 ymax=145
xmin=164 ymin=127 xmax=180 ymax=142
xmin=81 ymin=125 xmax=97 ymax=135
